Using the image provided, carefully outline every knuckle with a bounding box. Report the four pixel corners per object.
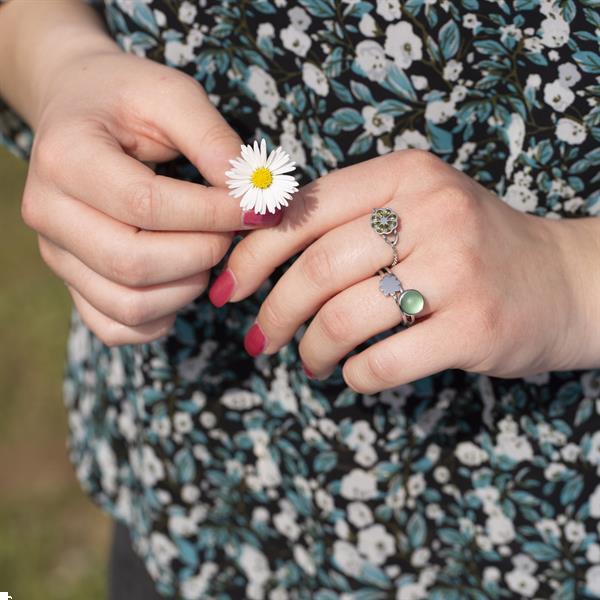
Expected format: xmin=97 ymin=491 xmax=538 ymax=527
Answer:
xmin=117 ymin=293 xmax=149 ymax=327
xmin=107 ymin=248 xmax=147 ymax=287
xmin=20 ymin=189 xmax=40 ymax=230
xmin=318 ymin=299 xmax=353 ymax=346
xmin=436 ymin=184 xmax=479 ymax=226
xmin=298 ymin=243 xmax=336 ymax=290
xmin=363 ymin=349 xmax=399 ymax=390
xmin=259 ymin=295 xmax=290 ymax=334
xmin=33 ymin=128 xmax=66 ymax=173
xmin=198 ymin=197 xmax=218 ymax=231
xmin=391 ymin=148 xmax=443 ymax=177
xmin=128 ymin=176 xmax=162 ymax=229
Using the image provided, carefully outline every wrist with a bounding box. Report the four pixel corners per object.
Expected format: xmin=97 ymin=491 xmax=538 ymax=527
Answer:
xmin=0 ymin=0 xmax=120 ymax=129
xmin=549 ymin=216 xmax=600 ymax=370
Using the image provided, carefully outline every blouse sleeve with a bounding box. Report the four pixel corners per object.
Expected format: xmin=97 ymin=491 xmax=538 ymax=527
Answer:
xmin=0 ymin=98 xmax=33 ymax=161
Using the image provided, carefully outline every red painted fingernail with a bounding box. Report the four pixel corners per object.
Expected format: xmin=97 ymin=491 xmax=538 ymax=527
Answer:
xmin=242 ymin=209 xmax=283 ymax=227
xmin=244 ymin=323 xmax=267 ymax=357
xmin=302 ymin=362 xmax=315 ymax=379
xmin=208 ymin=269 xmax=235 ymax=307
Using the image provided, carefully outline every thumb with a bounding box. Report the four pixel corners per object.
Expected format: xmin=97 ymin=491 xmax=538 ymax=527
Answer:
xmin=145 ymin=76 xmax=243 ymax=187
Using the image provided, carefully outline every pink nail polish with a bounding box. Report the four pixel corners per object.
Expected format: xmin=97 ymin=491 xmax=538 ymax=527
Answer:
xmin=242 ymin=209 xmax=283 ymax=227
xmin=302 ymin=362 xmax=315 ymax=379
xmin=208 ymin=269 xmax=235 ymax=307
xmin=244 ymin=323 xmax=267 ymax=357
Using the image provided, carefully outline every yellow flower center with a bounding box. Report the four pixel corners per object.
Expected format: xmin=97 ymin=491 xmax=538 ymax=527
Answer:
xmin=251 ymin=167 xmax=273 ymax=189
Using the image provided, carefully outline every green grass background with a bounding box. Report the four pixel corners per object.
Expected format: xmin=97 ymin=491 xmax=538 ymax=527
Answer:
xmin=0 ymin=147 xmax=110 ymax=599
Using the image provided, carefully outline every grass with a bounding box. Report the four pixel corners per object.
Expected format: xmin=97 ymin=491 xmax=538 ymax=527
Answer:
xmin=0 ymin=147 xmax=110 ymax=599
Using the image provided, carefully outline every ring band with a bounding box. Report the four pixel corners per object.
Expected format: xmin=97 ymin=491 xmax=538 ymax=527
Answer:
xmin=371 ymin=207 xmax=399 ymax=267
xmin=378 ymin=267 xmax=424 ymax=326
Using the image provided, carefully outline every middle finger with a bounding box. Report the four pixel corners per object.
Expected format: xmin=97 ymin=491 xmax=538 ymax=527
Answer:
xmin=247 ymin=211 xmax=415 ymax=354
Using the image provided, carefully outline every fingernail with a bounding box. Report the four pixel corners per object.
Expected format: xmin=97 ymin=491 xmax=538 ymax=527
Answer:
xmin=242 ymin=209 xmax=283 ymax=227
xmin=244 ymin=323 xmax=267 ymax=357
xmin=208 ymin=269 xmax=235 ymax=307
xmin=302 ymin=362 xmax=315 ymax=379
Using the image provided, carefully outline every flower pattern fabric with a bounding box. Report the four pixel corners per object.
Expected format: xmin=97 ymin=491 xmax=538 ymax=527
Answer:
xmin=2 ymin=0 xmax=600 ymax=598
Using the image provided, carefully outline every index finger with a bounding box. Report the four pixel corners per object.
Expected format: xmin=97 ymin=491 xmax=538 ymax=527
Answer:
xmin=50 ymin=129 xmax=280 ymax=231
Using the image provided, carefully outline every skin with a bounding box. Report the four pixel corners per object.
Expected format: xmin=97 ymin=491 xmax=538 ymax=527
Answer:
xmin=0 ymin=0 xmax=279 ymax=346
xmin=219 ymin=150 xmax=600 ymax=394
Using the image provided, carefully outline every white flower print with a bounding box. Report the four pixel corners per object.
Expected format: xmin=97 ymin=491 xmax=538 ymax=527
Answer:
xmin=362 ymin=105 xmax=394 ymax=135
xmin=425 ymin=99 xmax=455 ymax=124
xmin=333 ymin=540 xmax=365 ymax=575
xmin=462 ymin=13 xmax=481 ymax=30
xmin=587 ymin=431 xmax=600 ymax=465
xmin=256 ymin=455 xmax=282 ymax=487
xmin=293 ymin=545 xmax=316 ymax=576
xmin=505 ymin=569 xmax=539 ymax=597
xmin=558 ymin=62 xmax=581 ymax=88
xmin=565 ymin=520 xmax=586 ymax=543
xmin=512 ymin=553 xmax=537 ymax=574
xmin=259 ymin=106 xmax=278 ymax=129
xmin=355 ymin=40 xmax=390 ymax=82
xmin=495 ymin=432 xmax=534 ymax=462
xmin=454 ymin=441 xmax=488 ymax=466
xmin=355 ymin=445 xmax=378 ymax=467
xmin=443 ymin=59 xmax=463 ymax=81
xmin=340 ymin=469 xmax=378 ymax=500
xmin=587 ymin=565 xmax=600 ymax=596
xmin=247 ymin=65 xmax=281 ymax=108
xmin=302 ymin=63 xmax=329 ymax=96
xmin=376 ymin=0 xmax=401 ymax=21
xmin=348 ymin=501 xmax=374 ymax=528
xmin=504 ymin=182 xmax=539 ymax=212
xmin=556 ymin=118 xmax=587 ymax=144
xmin=408 ymin=473 xmax=426 ymax=497
xmin=280 ymin=25 xmax=312 ymax=57
xmin=540 ymin=15 xmax=570 ymax=47
xmin=178 ymin=1 xmax=197 ymax=24
xmin=257 ymin=22 xmax=275 ymax=38
xmin=288 ymin=6 xmax=311 ymax=31
xmin=588 ymin=544 xmax=600 ymax=563
xmin=187 ymin=28 xmax=204 ymax=47
xmin=221 ymin=389 xmax=262 ymax=410
xmin=346 ymin=420 xmax=376 ymax=449
xmin=164 ymin=40 xmax=194 ymax=66
xmin=394 ymin=129 xmax=430 ymax=150
xmin=359 ymin=13 xmax=378 ymax=37
xmin=543 ymin=80 xmax=575 ymax=112
xmin=384 ymin=22 xmax=423 ymax=69
xmin=168 ymin=513 xmax=197 ymax=537
xmin=486 ymin=513 xmax=515 ymax=544
xmin=273 ymin=511 xmax=300 ymax=540
xmin=357 ymin=524 xmax=396 ymax=565
xmin=396 ymin=582 xmax=428 ymax=600
xmin=139 ymin=445 xmax=165 ymax=487
xmin=150 ymin=532 xmax=178 ymax=567
xmin=411 ymin=548 xmax=430 ymax=568
xmin=180 ymin=564 xmax=218 ymax=599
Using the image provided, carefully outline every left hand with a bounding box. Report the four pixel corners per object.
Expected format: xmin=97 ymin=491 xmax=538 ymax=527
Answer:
xmin=212 ymin=149 xmax=584 ymax=394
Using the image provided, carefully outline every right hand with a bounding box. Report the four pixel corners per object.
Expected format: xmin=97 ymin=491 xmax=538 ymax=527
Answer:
xmin=21 ymin=48 xmax=280 ymax=346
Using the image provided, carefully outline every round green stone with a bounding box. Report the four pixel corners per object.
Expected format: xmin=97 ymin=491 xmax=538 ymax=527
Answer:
xmin=399 ymin=289 xmax=424 ymax=315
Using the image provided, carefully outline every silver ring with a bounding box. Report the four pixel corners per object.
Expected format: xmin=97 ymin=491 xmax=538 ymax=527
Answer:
xmin=378 ymin=267 xmax=424 ymax=326
xmin=371 ymin=207 xmax=399 ymax=267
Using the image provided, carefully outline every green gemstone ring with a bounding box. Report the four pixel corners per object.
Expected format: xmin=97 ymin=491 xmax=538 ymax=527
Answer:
xmin=377 ymin=267 xmax=424 ymax=326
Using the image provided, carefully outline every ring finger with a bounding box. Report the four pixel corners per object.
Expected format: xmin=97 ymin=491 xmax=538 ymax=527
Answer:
xmin=298 ymin=258 xmax=438 ymax=378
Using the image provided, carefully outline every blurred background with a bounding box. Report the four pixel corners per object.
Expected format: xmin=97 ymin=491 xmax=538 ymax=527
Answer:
xmin=0 ymin=147 xmax=110 ymax=598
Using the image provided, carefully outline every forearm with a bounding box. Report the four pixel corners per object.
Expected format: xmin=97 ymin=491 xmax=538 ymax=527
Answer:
xmin=0 ymin=0 xmax=119 ymax=129
xmin=554 ymin=215 xmax=600 ymax=369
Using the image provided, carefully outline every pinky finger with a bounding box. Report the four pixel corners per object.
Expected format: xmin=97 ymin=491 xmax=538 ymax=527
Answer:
xmin=69 ymin=287 xmax=176 ymax=347
xmin=342 ymin=315 xmax=456 ymax=394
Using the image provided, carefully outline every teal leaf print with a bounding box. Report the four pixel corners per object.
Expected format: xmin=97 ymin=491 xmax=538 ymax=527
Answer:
xmin=407 ymin=513 xmax=427 ymax=547
xmin=348 ymin=133 xmax=373 ymax=155
xmin=133 ymin=4 xmax=158 ymax=36
xmin=330 ymin=79 xmax=354 ymax=103
xmin=573 ymin=51 xmax=600 ymax=74
xmin=298 ymin=0 xmax=336 ymax=18
xmin=439 ymin=20 xmax=460 ymax=59
xmin=522 ymin=542 xmax=562 ymax=561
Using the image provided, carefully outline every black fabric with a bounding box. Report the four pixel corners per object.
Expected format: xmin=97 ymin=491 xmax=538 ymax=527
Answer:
xmin=108 ymin=521 xmax=163 ymax=600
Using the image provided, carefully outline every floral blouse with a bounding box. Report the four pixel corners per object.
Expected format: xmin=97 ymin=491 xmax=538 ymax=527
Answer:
xmin=2 ymin=0 xmax=600 ymax=598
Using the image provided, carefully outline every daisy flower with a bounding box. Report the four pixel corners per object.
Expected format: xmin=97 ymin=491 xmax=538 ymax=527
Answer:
xmin=225 ymin=138 xmax=299 ymax=215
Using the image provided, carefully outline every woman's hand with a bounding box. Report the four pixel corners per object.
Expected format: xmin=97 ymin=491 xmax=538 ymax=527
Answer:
xmin=1 ymin=1 xmax=280 ymax=346
xmin=213 ymin=150 xmax=597 ymax=393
